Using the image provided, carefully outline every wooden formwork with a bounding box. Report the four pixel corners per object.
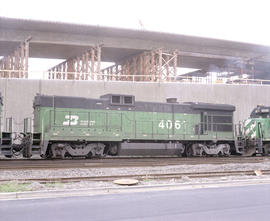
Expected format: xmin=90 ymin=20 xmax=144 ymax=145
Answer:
xmin=101 ymin=49 xmax=178 ymax=82
xmin=0 ymin=37 xmax=31 ymax=78
xmin=48 ymin=46 xmax=101 ymax=80
xmin=47 ymin=47 xmax=178 ymax=81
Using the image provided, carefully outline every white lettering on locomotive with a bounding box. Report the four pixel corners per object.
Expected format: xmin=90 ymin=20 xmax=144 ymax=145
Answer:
xmin=80 ymin=120 xmax=96 ymax=126
xmin=158 ymin=120 xmax=181 ymax=130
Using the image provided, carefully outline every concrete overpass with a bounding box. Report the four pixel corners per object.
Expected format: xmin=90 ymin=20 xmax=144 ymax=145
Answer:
xmin=1 ymin=17 xmax=270 ymax=79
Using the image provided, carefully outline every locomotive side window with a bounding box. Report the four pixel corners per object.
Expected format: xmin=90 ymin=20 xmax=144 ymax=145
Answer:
xmin=200 ymin=112 xmax=208 ymax=134
xmin=111 ymin=95 xmax=121 ymax=104
xmin=213 ymin=116 xmax=232 ymax=123
xmin=208 ymin=116 xmax=212 ymax=131
xmin=200 ymin=112 xmax=203 ymax=134
xmin=124 ymin=96 xmax=133 ymax=105
xmin=204 ymin=113 xmax=208 ymax=131
xmin=213 ymin=115 xmax=233 ymax=132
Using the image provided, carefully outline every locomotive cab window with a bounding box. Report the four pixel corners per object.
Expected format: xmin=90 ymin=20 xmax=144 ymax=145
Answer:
xmin=261 ymin=108 xmax=269 ymax=113
xmin=257 ymin=108 xmax=270 ymax=118
xmin=111 ymin=95 xmax=121 ymax=104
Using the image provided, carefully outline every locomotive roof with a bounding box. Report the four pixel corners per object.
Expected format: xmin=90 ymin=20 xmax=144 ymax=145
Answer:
xmin=33 ymin=94 xmax=235 ymax=113
xmin=184 ymin=102 xmax=235 ymax=111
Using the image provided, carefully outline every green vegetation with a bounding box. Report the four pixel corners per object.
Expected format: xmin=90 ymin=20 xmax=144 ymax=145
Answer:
xmin=143 ymin=177 xmax=154 ymax=182
xmin=0 ymin=182 xmax=31 ymax=192
xmin=0 ymin=181 xmax=64 ymax=192
xmin=44 ymin=182 xmax=63 ymax=188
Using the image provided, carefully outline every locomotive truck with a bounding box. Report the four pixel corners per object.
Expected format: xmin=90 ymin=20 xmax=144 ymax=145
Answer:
xmin=1 ymin=93 xmax=236 ymax=158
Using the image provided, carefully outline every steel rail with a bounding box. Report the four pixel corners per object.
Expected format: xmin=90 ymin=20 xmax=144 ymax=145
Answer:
xmin=1 ymin=170 xmax=269 ymax=183
xmin=0 ymin=156 xmax=268 ymax=170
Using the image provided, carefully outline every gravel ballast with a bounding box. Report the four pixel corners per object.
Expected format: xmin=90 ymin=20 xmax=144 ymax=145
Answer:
xmin=1 ymin=161 xmax=270 ymax=192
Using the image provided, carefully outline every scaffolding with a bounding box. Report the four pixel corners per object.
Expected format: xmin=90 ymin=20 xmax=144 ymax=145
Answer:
xmin=47 ymin=46 xmax=101 ymax=80
xmin=101 ymin=49 xmax=178 ymax=82
xmin=0 ymin=37 xmax=31 ymax=78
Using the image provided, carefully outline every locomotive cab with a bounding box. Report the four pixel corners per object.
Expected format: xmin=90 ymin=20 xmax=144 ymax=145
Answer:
xmin=250 ymin=105 xmax=270 ymax=119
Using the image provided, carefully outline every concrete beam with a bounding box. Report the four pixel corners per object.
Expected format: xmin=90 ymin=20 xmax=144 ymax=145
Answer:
xmin=1 ymin=28 xmax=268 ymax=60
xmin=1 ymin=17 xmax=270 ymax=73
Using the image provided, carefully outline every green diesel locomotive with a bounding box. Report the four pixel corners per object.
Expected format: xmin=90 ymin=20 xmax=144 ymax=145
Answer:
xmin=240 ymin=105 xmax=270 ymax=156
xmin=9 ymin=94 xmax=235 ymax=159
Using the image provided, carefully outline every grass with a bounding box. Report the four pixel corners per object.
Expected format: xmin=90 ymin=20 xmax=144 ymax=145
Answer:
xmin=44 ymin=182 xmax=63 ymax=188
xmin=0 ymin=181 xmax=64 ymax=192
xmin=143 ymin=178 xmax=154 ymax=182
xmin=0 ymin=182 xmax=31 ymax=192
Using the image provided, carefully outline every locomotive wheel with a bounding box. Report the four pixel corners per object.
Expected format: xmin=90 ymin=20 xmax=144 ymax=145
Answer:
xmin=201 ymin=150 xmax=207 ymax=157
xmin=108 ymin=144 xmax=119 ymax=156
xmin=242 ymin=146 xmax=256 ymax=157
xmin=86 ymin=152 xmax=92 ymax=159
xmin=262 ymin=144 xmax=270 ymax=156
xmin=45 ymin=147 xmax=53 ymax=159
xmin=64 ymin=152 xmax=72 ymax=159
xmin=185 ymin=145 xmax=194 ymax=157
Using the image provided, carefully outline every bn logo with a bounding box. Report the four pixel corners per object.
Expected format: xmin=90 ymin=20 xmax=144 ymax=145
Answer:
xmin=63 ymin=115 xmax=79 ymax=126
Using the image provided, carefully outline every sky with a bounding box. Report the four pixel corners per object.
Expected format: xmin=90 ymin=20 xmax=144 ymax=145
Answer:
xmin=1 ymin=0 xmax=270 ymax=78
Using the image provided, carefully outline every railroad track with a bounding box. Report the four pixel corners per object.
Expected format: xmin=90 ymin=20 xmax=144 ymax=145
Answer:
xmin=1 ymin=170 xmax=269 ymax=184
xmin=0 ymin=156 xmax=269 ymax=170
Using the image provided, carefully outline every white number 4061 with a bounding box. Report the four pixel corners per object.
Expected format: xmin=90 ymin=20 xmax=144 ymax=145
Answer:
xmin=158 ymin=120 xmax=181 ymax=130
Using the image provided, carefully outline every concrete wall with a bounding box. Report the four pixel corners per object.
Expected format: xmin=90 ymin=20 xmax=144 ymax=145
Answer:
xmin=0 ymin=79 xmax=269 ymax=132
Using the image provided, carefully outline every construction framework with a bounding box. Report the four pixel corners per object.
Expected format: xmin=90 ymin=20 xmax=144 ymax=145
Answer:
xmin=0 ymin=37 xmax=31 ymax=78
xmin=48 ymin=46 xmax=101 ymax=80
xmin=101 ymin=49 xmax=178 ymax=82
xmin=46 ymin=48 xmax=178 ymax=82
